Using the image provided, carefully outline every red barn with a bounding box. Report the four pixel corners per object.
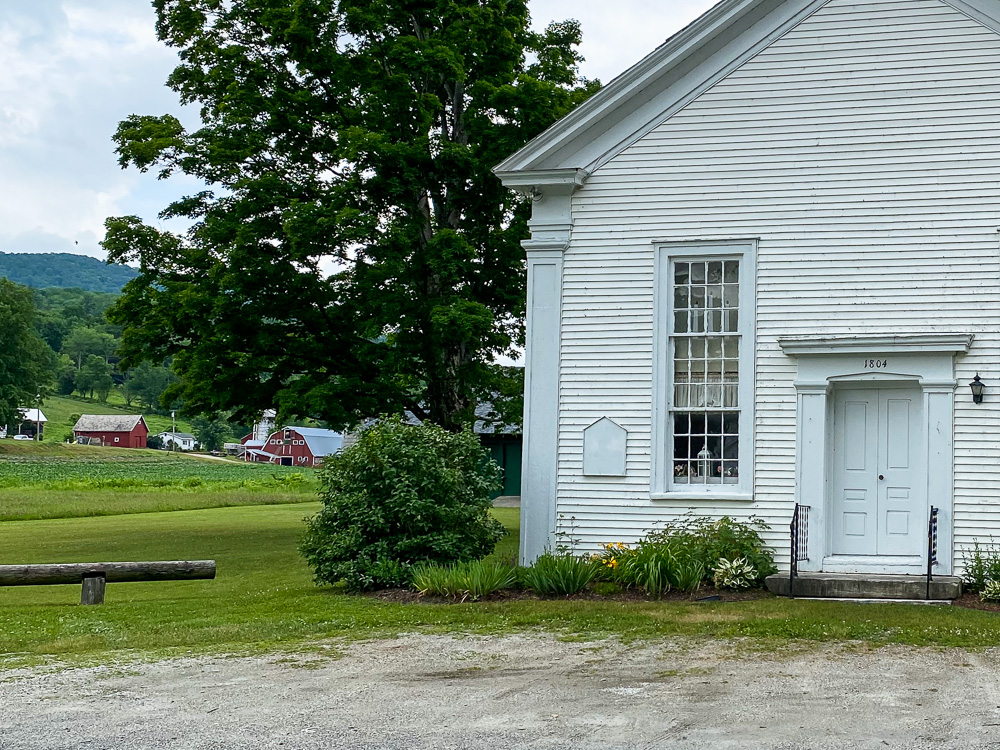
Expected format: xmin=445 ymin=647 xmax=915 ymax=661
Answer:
xmin=73 ymin=415 xmax=149 ymax=448
xmin=248 ymin=426 xmax=343 ymax=467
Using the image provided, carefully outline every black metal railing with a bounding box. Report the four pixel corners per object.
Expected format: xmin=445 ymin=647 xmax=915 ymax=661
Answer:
xmin=789 ymin=504 xmax=810 ymax=597
xmin=926 ymin=506 xmax=939 ymax=600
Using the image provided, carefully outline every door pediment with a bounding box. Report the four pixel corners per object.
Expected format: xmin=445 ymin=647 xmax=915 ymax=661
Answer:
xmin=778 ymin=334 xmax=971 ymax=389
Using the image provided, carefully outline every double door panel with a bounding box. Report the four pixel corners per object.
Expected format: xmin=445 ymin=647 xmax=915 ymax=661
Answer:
xmin=831 ymin=388 xmax=923 ymax=558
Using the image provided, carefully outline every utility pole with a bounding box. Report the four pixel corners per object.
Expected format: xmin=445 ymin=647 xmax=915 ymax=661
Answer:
xmin=171 ymin=410 xmax=176 ymax=452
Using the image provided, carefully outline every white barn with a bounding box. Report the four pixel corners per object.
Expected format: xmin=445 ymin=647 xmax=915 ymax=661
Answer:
xmin=497 ymin=0 xmax=1000 ymax=584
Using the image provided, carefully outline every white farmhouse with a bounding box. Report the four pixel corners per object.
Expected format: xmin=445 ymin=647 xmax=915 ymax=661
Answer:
xmin=497 ymin=0 xmax=1000 ymax=592
xmin=158 ymin=432 xmax=198 ymax=451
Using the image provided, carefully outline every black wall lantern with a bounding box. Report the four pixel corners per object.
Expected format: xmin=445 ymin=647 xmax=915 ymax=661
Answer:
xmin=971 ymin=374 xmax=986 ymax=404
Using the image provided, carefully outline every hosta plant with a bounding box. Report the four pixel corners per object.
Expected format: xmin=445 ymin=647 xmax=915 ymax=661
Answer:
xmin=712 ymin=557 xmax=756 ymax=590
xmin=980 ymin=579 xmax=1000 ymax=603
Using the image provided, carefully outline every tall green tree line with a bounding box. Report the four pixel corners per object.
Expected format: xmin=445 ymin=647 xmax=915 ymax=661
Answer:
xmin=0 ymin=280 xmax=53 ymax=429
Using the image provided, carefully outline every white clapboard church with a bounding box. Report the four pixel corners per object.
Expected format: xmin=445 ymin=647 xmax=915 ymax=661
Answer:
xmin=496 ymin=0 xmax=1000 ymax=591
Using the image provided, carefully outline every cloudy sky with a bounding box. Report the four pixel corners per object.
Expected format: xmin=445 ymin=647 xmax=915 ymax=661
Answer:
xmin=0 ymin=1 xmax=718 ymax=261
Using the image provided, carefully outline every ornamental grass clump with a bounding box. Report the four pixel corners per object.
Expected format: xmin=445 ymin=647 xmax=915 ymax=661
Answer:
xmin=606 ymin=539 xmax=704 ymax=597
xmin=300 ymin=419 xmax=505 ymax=592
xmin=520 ymin=553 xmax=601 ymax=596
xmin=411 ymin=560 xmax=517 ymax=601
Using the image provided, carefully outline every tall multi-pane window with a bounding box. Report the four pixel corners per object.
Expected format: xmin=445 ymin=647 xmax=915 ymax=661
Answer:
xmin=671 ymin=258 xmax=740 ymax=485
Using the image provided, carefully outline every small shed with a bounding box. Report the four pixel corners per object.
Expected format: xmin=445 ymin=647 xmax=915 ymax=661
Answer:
xmin=73 ymin=415 xmax=148 ymax=448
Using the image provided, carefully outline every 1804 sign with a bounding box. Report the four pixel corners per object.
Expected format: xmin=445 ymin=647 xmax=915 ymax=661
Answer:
xmin=864 ymin=359 xmax=888 ymax=369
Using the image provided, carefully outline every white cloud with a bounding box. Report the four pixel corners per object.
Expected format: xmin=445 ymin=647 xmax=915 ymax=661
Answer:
xmin=0 ymin=1 xmax=721 ymax=260
xmin=531 ymin=1 xmax=720 ymax=82
xmin=0 ymin=2 xmax=187 ymax=258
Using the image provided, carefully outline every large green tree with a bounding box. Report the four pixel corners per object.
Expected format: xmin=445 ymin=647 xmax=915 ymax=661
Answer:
xmin=129 ymin=361 xmax=178 ymax=412
xmin=104 ymin=0 xmax=597 ymax=431
xmin=75 ymin=355 xmax=115 ymax=402
xmin=0 ymin=279 xmax=53 ymax=429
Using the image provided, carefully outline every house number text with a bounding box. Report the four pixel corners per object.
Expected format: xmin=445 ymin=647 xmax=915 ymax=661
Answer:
xmin=864 ymin=359 xmax=888 ymax=369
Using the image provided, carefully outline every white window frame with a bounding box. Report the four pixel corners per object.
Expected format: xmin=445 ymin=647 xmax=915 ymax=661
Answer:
xmin=651 ymin=239 xmax=756 ymax=501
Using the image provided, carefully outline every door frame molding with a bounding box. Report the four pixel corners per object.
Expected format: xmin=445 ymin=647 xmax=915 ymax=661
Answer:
xmin=778 ymin=334 xmax=973 ymax=576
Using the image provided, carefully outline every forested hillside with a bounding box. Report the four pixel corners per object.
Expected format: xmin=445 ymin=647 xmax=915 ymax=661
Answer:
xmin=0 ymin=252 xmax=137 ymax=293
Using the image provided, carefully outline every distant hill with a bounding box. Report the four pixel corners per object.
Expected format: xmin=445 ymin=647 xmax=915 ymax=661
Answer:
xmin=0 ymin=252 xmax=138 ymax=293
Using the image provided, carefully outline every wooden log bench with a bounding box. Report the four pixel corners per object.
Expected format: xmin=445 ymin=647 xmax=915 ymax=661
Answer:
xmin=0 ymin=561 xmax=216 ymax=605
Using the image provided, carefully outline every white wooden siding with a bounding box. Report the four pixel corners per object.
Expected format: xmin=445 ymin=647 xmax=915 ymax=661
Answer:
xmin=556 ymin=0 xmax=1000 ymax=567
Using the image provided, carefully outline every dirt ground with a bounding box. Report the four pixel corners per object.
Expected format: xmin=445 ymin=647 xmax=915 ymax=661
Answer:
xmin=4 ymin=634 xmax=1000 ymax=749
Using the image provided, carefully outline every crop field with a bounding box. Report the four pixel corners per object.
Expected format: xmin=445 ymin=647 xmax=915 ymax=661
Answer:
xmin=0 ymin=444 xmax=318 ymax=521
xmin=0 ymin=451 xmax=309 ymax=489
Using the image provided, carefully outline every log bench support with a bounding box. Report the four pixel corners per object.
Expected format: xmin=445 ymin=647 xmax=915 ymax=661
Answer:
xmin=81 ymin=574 xmax=106 ymax=605
xmin=0 ymin=561 xmax=216 ymax=605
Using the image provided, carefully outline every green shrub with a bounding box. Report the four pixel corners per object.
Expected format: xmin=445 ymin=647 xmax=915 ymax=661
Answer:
xmin=649 ymin=516 xmax=775 ymax=585
xmin=601 ymin=516 xmax=776 ymax=595
xmin=962 ymin=540 xmax=1000 ymax=592
xmin=411 ymin=560 xmax=517 ymax=601
xmin=520 ymin=553 xmax=600 ymax=596
xmin=712 ymin=557 xmax=756 ymax=590
xmin=300 ymin=419 xmax=504 ymax=592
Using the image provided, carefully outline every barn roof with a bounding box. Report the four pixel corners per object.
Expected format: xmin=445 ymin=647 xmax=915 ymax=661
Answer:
xmin=474 ymin=403 xmax=521 ymax=436
xmin=73 ymin=414 xmax=146 ymax=433
xmin=289 ymin=426 xmax=343 ymax=457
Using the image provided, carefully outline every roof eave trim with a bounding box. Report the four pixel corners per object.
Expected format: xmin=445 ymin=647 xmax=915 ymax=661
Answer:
xmin=494 ymin=167 xmax=588 ymax=195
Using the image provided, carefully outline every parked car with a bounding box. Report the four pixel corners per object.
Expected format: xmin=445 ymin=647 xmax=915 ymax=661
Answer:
xmin=12 ymin=434 xmax=32 ymax=441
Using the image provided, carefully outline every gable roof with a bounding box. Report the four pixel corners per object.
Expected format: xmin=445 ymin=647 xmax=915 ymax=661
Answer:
xmin=19 ymin=408 xmax=46 ymax=423
xmin=495 ymin=0 xmax=1000 ymax=185
xmin=73 ymin=414 xmax=146 ymax=433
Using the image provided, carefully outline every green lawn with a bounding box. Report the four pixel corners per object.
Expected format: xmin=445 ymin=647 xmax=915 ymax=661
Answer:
xmin=3 ymin=503 xmax=1000 ymax=668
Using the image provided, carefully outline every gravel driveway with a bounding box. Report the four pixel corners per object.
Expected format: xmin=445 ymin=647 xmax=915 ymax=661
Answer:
xmin=3 ymin=634 xmax=1000 ymax=749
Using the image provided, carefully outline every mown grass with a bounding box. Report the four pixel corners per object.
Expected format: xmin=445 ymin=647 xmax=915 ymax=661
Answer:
xmin=0 ymin=487 xmax=314 ymax=522
xmin=3 ymin=504 xmax=1000 ymax=668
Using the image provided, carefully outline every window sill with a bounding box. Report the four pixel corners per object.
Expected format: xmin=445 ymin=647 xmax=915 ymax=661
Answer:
xmin=650 ymin=491 xmax=753 ymax=502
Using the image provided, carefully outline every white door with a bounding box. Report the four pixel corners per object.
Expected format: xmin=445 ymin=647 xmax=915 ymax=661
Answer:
xmin=830 ymin=388 xmax=923 ymax=562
